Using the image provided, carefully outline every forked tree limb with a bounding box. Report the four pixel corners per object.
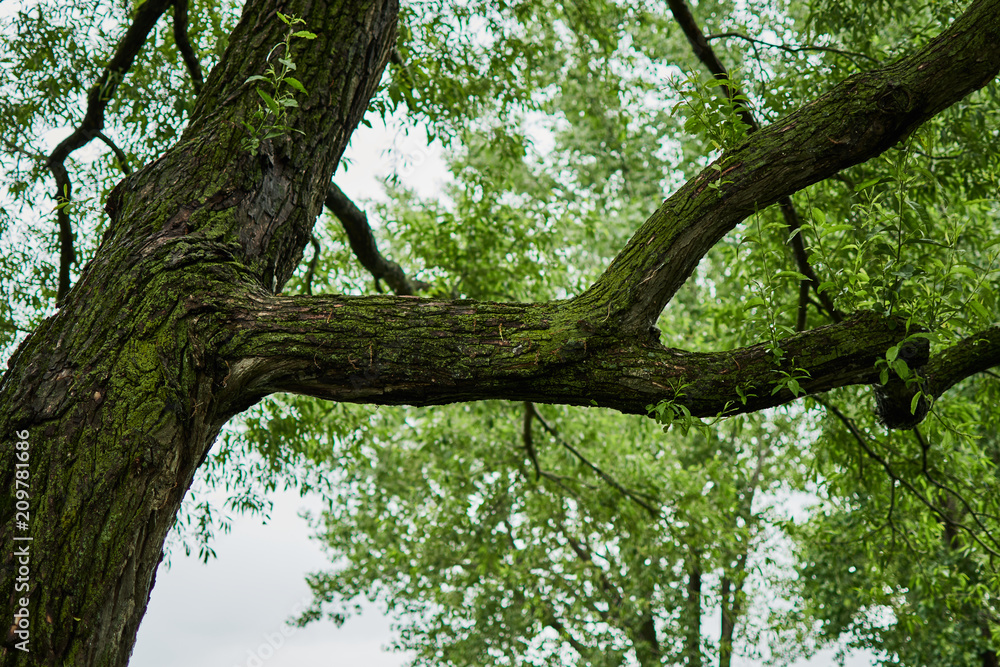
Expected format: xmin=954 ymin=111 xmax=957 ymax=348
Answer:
xmin=214 ymin=0 xmax=1000 ymax=426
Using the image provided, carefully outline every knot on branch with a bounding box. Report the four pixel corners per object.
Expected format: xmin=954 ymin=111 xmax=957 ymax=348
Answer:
xmin=873 ymin=337 xmax=930 ymax=430
xmin=876 ymin=81 xmax=913 ymax=114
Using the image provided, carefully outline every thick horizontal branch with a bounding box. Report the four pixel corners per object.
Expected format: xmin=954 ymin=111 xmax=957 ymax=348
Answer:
xmin=213 ymin=295 xmax=917 ymax=419
xmin=578 ymin=0 xmax=1000 ymax=333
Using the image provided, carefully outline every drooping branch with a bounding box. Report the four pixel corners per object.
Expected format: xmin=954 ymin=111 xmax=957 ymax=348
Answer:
xmin=576 ymin=0 xmax=1000 ymax=333
xmin=173 ymin=0 xmax=204 ymax=95
xmin=820 ymin=400 xmax=1000 ymax=558
xmin=325 ymin=182 xmax=425 ymax=295
xmin=523 ymin=402 xmax=659 ymax=517
xmin=46 ymin=0 xmax=174 ymax=301
xmin=95 ymin=131 xmax=132 ymax=175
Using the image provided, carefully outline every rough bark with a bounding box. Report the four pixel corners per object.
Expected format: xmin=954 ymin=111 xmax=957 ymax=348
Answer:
xmin=1 ymin=0 xmax=1000 ymax=665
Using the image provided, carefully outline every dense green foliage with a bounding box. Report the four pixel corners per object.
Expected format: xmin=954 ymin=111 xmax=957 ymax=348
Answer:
xmin=1 ymin=0 xmax=998 ymax=665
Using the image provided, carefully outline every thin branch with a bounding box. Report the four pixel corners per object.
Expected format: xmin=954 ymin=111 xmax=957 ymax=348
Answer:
xmin=325 ymin=182 xmax=426 ymax=296
xmin=706 ymin=31 xmax=878 ymax=66
xmin=545 ymin=612 xmax=597 ymax=660
xmin=779 ymin=199 xmax=844 ymax=323
xmin=665 ymin=0 xmax=757 ymax=130
xmin=46 ymin=0 xmax=174 ymax=302
xmin=94 ymin=131 xmax=132 ymax=176
xmin=173 ymin=0 xmax=204 ymax=95
xmin=820 ymin=399 xmax=1000 ymax=559
xmin=914 ymin=427 xmax=1000 ymax=550
xmin=720 ymin=430 xmax=769 ymax=667
xmin=796 ymin=278 xmax=810 ymax=332
xmin=555 ymin=517 xmax=622 ymax=619
xmin=1 ymin=139 xmax=45 ymax=162
xmin=522 ymin=401 xmax=543 ymax=481
xmin=525 ymin=403 xmax=660 ymax=518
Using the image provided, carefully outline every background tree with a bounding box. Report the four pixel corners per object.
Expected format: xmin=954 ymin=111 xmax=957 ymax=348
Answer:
xmin=1 ymin=0 xmax=999 ymax=666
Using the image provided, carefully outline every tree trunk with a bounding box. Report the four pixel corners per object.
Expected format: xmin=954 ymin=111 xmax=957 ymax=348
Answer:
xmin=684 ymin=553 xmax=703 ymax=667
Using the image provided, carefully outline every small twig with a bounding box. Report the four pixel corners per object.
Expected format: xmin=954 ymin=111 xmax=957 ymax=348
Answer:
xmin=522 ymin=401 xmax=542 ymax=481
xmin=303 ymin=235 xmax=321 ymax=295
xmin=526 ymin=403 xmax=660 ymax=517
xmin=914 ymin=427 xmax=1000 ymax=551
xmin=820 ymin=399 xmax=1000 ymax=559
xmin=779 ymin=198 xmax=844 ymax=323
xmin=705 ymin=31 xmax=878 ymax=66
xmin=796 ymin=278 xmax=809 ymax=332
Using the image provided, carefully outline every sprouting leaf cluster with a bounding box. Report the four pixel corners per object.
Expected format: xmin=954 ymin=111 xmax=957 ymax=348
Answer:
xmin=239 ymin=12 xmax=316 ymax=153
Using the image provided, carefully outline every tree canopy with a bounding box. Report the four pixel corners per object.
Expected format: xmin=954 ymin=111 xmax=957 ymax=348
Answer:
xmin=0 ymin=0 xmax=998 ymax=666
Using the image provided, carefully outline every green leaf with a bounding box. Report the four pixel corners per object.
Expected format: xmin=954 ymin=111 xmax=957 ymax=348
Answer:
xmin=256 ymin=88 xmax=281 ymax=116
xmin=968 ymin=299 xmax=990 ymax=321
xmin=292 ymin=30 xmax=317 ymax=39
xmin=775 ymin=270 xmax=810 ymax=281
xmin=284 ymin=77 xmax=307 ymax=94
xmin=817 ymin=281 xmax=837 ymax=294
xmin=948 ymin=264 xmax=978 ymax=281
xmin=855 ymin=177 xmax=882 ymax=191
xmin=820 ymin=224 xmax=854 ymax=238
